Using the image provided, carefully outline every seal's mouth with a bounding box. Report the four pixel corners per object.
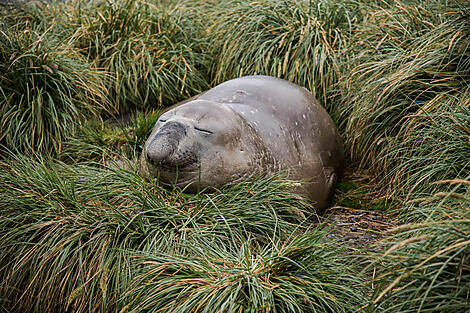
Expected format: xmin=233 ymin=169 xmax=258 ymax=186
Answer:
xmin=148 ymin=162 xmax=199 ymax=184
xmin=155 ymin=168 xmax=201 ymax=191
xmin=155 ymin=162 xmax=198 ymax=174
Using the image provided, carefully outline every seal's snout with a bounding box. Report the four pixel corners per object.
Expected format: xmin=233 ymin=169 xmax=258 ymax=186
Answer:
xmin=146 ymin=138 xmax=177 ymax=166
xmin=145 ymin=121 xmax=187 ymax=168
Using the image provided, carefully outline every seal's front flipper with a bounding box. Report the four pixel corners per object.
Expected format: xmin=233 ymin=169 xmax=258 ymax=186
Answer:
xmin=324 ymin=167 xmax=338 ymax=191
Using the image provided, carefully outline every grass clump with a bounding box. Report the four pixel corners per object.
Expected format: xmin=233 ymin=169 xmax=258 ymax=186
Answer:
xmin=57 ymin=0 xmax=210 ymax=113
xmin=0 ymin=10 xmax=109 ymax=154
xmin=0 ymin=154 xmax=366 ymax=312
xmin=127 ymin=230 xmax=367 ymax=313
xmin=338 ymin=0 xmax=470 ymax=197
xmin=370 ymin=180 xmax=470 ymax=312
xmin=334 ymin=179 xmax=398 ymax=211
xmin=59 ymin=110 xmax=160 ymax=163
xmin=208 ymin=0 xmax=362 ymax=106
xmin=0 ymin=0 xmax=48 ymax=30
xmin=331 ymin=2 xmax=470 ymax=309
xmin=382 ymin=98 xmax=470 ymax=199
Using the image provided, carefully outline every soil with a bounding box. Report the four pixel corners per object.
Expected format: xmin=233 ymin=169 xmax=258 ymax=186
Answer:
xmin=322 ymin=206 xmax=395 ymax=250
xmin=322 ymin=170 xmax=397 ymax=249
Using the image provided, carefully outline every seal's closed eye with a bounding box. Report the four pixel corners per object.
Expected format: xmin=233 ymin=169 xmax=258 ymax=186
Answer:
xmin=194 ymin=126 xmax=213 ymax=134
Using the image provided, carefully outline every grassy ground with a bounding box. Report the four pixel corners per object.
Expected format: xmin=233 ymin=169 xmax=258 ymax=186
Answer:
xmin=1 ymin=0 xmax=469 ymax=312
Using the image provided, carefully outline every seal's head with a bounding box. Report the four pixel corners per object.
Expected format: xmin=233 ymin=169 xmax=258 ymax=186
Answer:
xmin=140 ymin=100 xmax=271 ymax=191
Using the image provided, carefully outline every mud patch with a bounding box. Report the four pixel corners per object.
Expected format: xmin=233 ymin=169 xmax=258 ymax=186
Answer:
xmin=323 ymin=206 xmax=395 ymax=249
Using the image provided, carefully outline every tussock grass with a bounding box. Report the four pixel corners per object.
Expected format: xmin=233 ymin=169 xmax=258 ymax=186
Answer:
xmin=2 ymin=0 xmax=470 ymax=311
xmin=0 ymin=154 xmax=366 ymax=312
xmin=370 ymin=180 xmax=470 ymax=312
xmin=127 ymin=231 xmax=366 ymax=313
xmin=59 ymin=110 xmax=160 ymax=163
xmin=0 ymin=7 xmax=109 ymax=154
xmin=0 ymin=0 xmax=48 ymax=30
xmin=338 ymin=0 xmax=470 ymax=198
xmin=381 ymin=96 xmax=470 ymax=199
xmin=56 ymin=0 xmax=210 ymax=113
xmin=330 ymin=2 xmax=470 ymax=310
xmin=208 ymin=0 xmax=362 ymax=106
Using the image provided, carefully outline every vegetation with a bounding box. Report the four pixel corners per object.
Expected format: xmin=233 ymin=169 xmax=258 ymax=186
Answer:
xmin=0 ymin=1 xmax=109 ymax=154
xmin=338 ymin=0 xmax=470 ymax=199
xmin=59 ymin=110 xmax=160 ymax=163
xmin=371 ymin=180 xmax=470 ymax=312
xmin=56 ymin=0 xmax=211 ymax=113
xmin=0 ymin=155 xmax=366 ymax=312
xmin=1 ymin=0 xmax=469 ymax=312
xmin=207 ymin=0 xmax=362 ymax=106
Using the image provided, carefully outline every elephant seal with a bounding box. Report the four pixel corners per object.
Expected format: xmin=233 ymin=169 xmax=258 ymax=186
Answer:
xmin=140 ymin=75 xmax=344 ymax=210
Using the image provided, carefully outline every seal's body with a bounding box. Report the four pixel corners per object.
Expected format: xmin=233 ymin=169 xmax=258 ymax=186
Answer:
xmin=140 ymin=76 xmax=344 ymax=210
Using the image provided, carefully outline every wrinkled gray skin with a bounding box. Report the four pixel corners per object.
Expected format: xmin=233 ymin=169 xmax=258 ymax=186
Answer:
xmin=140 ymin=76 xmax=345 ymax=210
